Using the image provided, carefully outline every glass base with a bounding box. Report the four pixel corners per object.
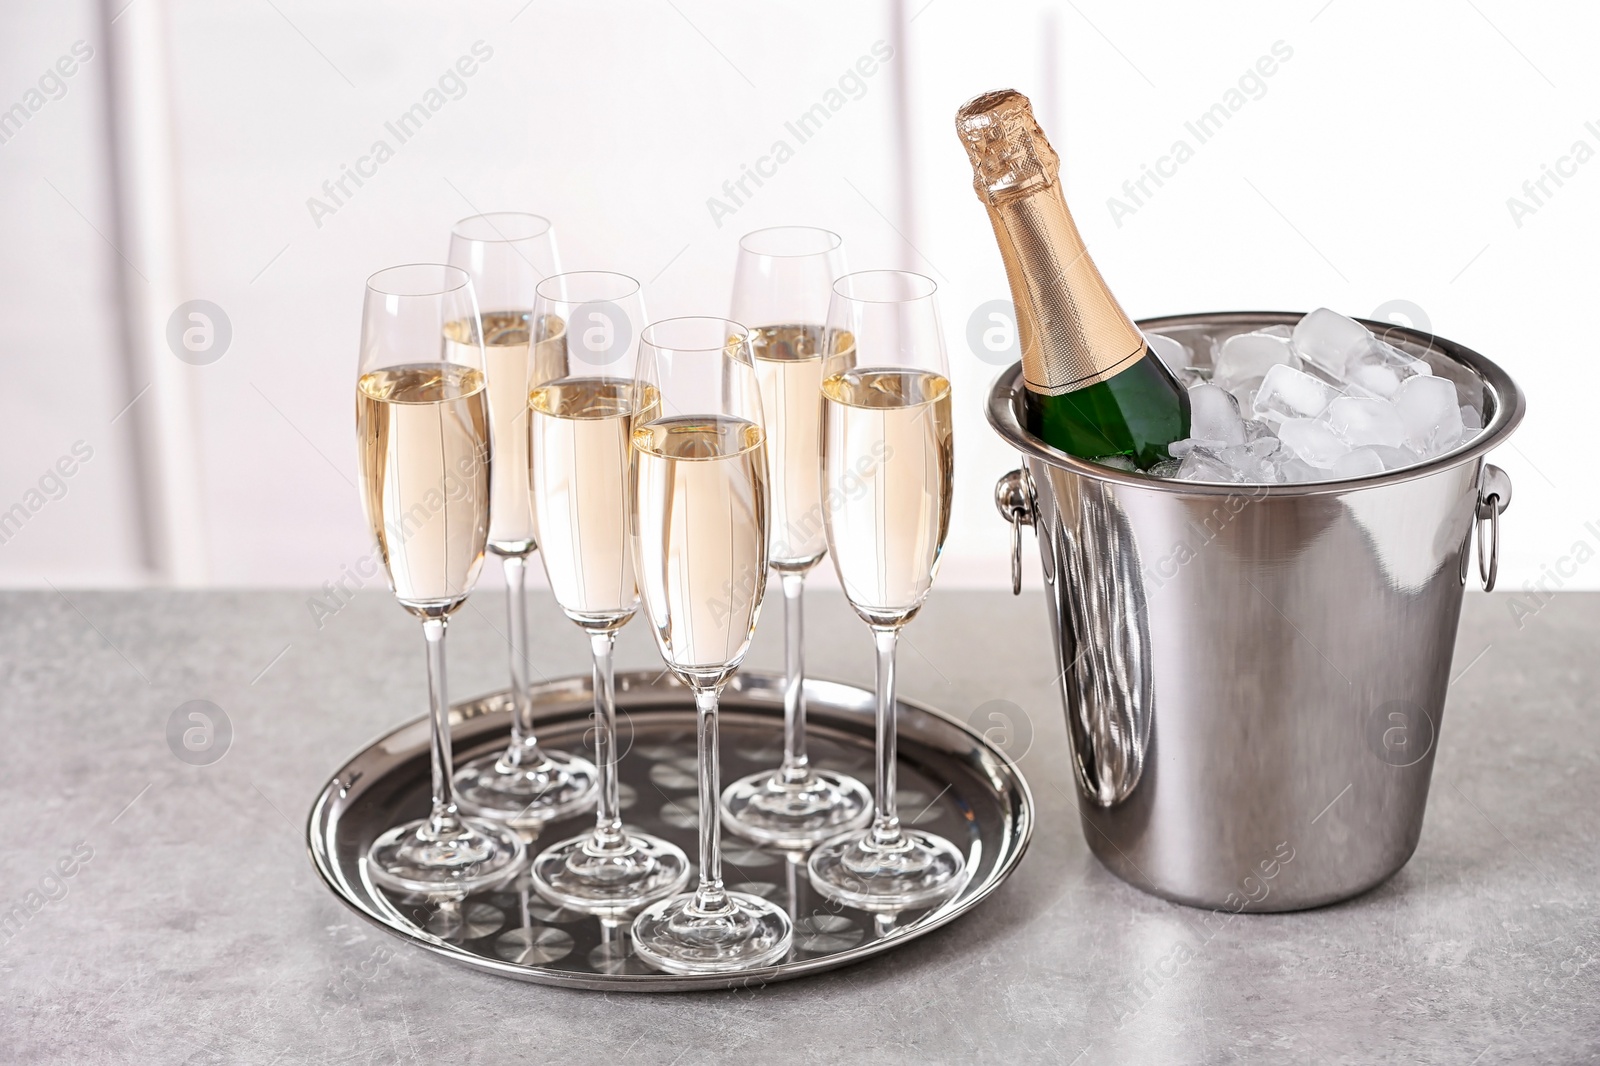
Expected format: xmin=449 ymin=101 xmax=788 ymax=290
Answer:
xmin=367 ymin=815 xmax=526 ymax=897
xmin=530 ymin=829 xmax=690 ymax=917
xmin=720 ymin=768 xmax=873 ymax=849
xmin=454 ymin=742 xmax=598 ymax=827
xmin=807 ymin=827 xmax=966 ymax=912
xmin=630 ymin=890 xmax=793 ymax=974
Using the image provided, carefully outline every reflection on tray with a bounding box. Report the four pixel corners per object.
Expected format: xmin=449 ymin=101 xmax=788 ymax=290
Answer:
xmin=310 ymin=672 xmax=1028 ymax=991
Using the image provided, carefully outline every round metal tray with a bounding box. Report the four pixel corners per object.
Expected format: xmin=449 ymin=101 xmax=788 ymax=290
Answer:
xmin=307 ymin=670 xmax=1034 ymax=991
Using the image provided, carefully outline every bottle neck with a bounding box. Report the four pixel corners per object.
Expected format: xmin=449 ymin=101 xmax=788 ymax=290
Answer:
xmin=987 ymin=183 xmax=1147 ymax=396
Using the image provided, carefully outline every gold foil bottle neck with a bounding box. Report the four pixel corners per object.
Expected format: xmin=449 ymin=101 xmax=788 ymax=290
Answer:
xmin=955 ymin=89 xmax=1060 ymax=207
xmin=956 ymin=88 xmax=1147 ymax=394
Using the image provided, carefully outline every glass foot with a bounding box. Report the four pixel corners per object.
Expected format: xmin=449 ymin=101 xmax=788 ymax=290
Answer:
xmin=720 ymin=768 xmax=873 ymax=849
xmin=531 ymin=829 xmax=690 ymax=917
xmin=807 ymin=827 xmax=966 ymax=912
xmin=454 ymin=742 xmax=597 ymax=827
xmin=367 ymin=815 xmax=526 ymax=897
xmin=630 ymin=890 xmax=793 ymax=974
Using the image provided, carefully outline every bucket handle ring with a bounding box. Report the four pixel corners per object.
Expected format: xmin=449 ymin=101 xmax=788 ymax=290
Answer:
xmin=1475 ymin=463 xmax=1512 ymax=592
xmin=994 ymin=469 xmax=1035 ymax=595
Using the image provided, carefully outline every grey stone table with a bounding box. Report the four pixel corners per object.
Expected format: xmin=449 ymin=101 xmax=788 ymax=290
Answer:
xmin=0 ymin=589 xmax=1595 ymax=1064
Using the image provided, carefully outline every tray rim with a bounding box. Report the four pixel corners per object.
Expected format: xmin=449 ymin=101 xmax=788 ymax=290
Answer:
xmin=306 ymin=669 xmax=1035 ymax=992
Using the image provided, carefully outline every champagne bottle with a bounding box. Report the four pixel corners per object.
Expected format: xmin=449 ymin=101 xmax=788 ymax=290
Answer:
xmin=956 ymin=89 xmax=1189 ymax=469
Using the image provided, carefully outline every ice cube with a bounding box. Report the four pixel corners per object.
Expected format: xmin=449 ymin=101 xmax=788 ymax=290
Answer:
xmin=1146 ymin=333 xmax=1193 ymax=380
xmin=1168 ymin=438 xmax=1211 ymax=458
xmin=1252 ymin=436 xmax=1282 ymax=458
xmin=1176 ymin=448 xmax=1246 ymax=483
xmin=1292 ymin=308 xmax=1375 ymax=378
xmin=1219 ymin=441 xmax=1279 ymax=482
xmin=1278 ymin=417 xmax=1351 ymax=468
xmin=1330 ymin=448 xmax=1386 ymax=478
xmin=1214 ymin=328 xmax=1301 ymax=392
xmin=1331 ymin=444 xmax=1425 ymax=479
xmin=1460 ymin=405 xmax=1482 ymax=432
xmin=1253 ymin=364 xmax=1342 ymax=424
xmin=1278 ymin=457 xmax=1331 ymax=483
xmin=1369 ymin=445 xmax=1422 ymax=470
xmin=1345 ymin=362 xmax=1399 ymax=398
xmin=1229 ymin=377 xmax=1264 ymax=414
xmin=1395 ymin=375 xmax=1464 ymax=456
xmin=1241 ymin=418 xmax=1274 ymax=441
xmin=1147 ymin=458 xmax=1183 ymax=479
xmin=1342 ymin=340 xmax=1432 ymax=399
xmin=1091 ymin=454 xmax=1139 ymax=472
xmin=1188 ymin=384 xmax=1248 ymax=446
xmin=1324 ymin=396 xmax=1407 ymax=448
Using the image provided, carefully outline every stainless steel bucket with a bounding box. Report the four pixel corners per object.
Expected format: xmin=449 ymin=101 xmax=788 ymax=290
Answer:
xmin=987 ymin=312 xmax=1525 ymax=911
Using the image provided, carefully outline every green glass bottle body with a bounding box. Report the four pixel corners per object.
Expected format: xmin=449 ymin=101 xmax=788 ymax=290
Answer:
xmin=1023 ymin=348 xmax=1190 ymax=469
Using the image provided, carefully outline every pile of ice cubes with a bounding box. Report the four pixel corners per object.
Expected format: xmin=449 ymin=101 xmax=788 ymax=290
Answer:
xmin=1127 ymin=308 xmax=1483 ymax=484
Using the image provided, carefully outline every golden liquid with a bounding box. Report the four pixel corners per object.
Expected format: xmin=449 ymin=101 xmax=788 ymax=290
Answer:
xmin=445 ymin=312 xmax=532 ymax=552
xmin=821 ymin=368 xmax=953 ymax=628
xmin=445 ymin=312 xmax=569 ymax=552
xmin=356 ymin=364 xmax=491 ymax=613
xmin=529 ymin=378 xmax=658 ymax=628
xmin=751 ymin=324 xmax=828 ymax=570
xmin=632 ymin=416 xmax=768 ymax=687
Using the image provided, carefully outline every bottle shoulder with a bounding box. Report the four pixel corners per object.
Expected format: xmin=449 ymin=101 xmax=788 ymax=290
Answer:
xmin=1021 ymin=351 xmax=1190 ymax=468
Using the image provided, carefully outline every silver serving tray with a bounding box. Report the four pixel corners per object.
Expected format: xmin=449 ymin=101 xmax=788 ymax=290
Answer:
xmin=307 ymin=670 xmax=1034 ymax=991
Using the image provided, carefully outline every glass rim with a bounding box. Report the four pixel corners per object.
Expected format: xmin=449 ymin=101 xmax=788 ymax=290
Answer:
xmin=534 ymin=269 xmax=641 ymax=304
xmin=449 ymin=211 xmax=554 ymax=244
xmin=365 ymin=262 xmax=472 ymax=298
xmin=640 ymin=315 xmax=752 ymax=354
xmin=737 ymin=225 xmax=843 ymax=259
xmin=831 ymin=269 xmax=937 ymax=305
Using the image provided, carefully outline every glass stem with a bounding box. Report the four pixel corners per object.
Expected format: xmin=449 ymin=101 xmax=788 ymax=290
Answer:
xmin=778 ymin=569 xmax=810 ymax=784
xmin=498 ymin=552 xmax=541 ymax=770
xmin=784 ymin=852 xmax=800 ymax=925
xmin=589 ymin=629 xmax=624 ymax=850
xmin=691 ymin=687 xmax=730 ymax=914
xmin=870 ymin=625 xmax=903 ymax=848
xmin=422 ymin=614 xmax=462 ymax=839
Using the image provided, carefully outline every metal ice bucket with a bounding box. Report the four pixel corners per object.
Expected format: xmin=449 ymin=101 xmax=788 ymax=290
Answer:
xmin=988 ymin=312 xmax=1525 ymax=911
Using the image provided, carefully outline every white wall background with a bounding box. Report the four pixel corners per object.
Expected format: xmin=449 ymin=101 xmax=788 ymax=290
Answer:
xmin=1 ymin=0 xmax=1594 ymax=593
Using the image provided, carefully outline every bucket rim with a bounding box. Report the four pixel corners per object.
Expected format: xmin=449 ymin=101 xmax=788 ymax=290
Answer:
xmin=985 ymin=310 xmax=1526 ymax=497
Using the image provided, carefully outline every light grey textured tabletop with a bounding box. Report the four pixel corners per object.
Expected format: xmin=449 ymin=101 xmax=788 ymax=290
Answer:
xmin=1 ymin=588 xmax=1595 ymax=1064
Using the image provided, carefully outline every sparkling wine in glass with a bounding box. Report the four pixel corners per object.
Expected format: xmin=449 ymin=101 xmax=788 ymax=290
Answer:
xmin=356 ymin=263 xmax=525 ymax=896
xmin=720 ymin=227 xmax=872 ymax=850
xmin=806 ymin=271 xmax=966 ymax=911
xmin=445 ymin=212 xmax=597 ymax=826
xmin=525 ymin=272 xmax=690 ymax=917
xmin=627 ymin=317 xmax=793 ymax=974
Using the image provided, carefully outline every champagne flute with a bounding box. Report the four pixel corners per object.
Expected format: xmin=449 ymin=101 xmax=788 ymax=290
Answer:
xmin=806 ymin=271 xmax=966 ymax=910
xmin=356 ymin=263 xmax=526 ymax=895
xmin=720 ymin=227 xmax=873 ymax=849
xmin=525 ymin=272 xmax=690 ymax=915
xmin=627 ymin=317 xmax=793 ymax=973
xmin=445 ymin=212 xmax=598 ymax=826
